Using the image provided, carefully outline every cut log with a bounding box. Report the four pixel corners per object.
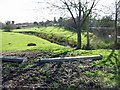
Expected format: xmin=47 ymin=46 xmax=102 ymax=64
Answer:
xmin=40 ymin=55 xmax=103 ymax=63
xmin=0 ymin=56 xmax=27 ymax=63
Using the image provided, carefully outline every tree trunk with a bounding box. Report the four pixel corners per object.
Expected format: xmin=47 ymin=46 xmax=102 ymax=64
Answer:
xmin=86 ymin=31 xmax=90 ymax=47
xmin=114 ymin=1 xmax=118 ymax=49
xmin=77 ymin=28 xmax=82 ymax=49
xmin=84 ymin=31 xmax=92 ymax=50
xmin=76 ymin=1 xmax=82 ymax=49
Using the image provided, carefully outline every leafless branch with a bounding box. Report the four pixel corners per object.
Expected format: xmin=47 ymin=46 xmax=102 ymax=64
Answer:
xmin=63 ymin=1 xmax=77 ymax=26
xmin=80 ymin=0 xmax=99 ymax=27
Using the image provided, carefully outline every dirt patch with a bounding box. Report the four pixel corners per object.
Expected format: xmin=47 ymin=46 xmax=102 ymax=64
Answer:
xmin=2 ymin=60 xmax=103 ymax=89
xmin=2 ymin=50 xmax=56 ymax=59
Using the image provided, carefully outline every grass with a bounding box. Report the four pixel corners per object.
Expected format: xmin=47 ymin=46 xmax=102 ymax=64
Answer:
xmin=13 ymin=27 xmax=87 ymax=47
xmin=1 ymin=28 xmax=120 ymax=88
xmin=68 ymin=49 xmax=120 ymax=67
xmin=66 ymin=49 xmax=120 ymax=87
xmin=13 ymin=26 xmax=114 ymax=49
xmin=1 ymin=31 xmax=71 ymax=53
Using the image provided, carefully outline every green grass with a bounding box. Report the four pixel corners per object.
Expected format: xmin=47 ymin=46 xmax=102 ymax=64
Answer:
xmin=13 ymin=26 xmax=113 ymax=49
xmin=13 ymin=26 xmax=88 ymax=47
xmin=1 ymin=31 xmax=71 ymax=53
xmin=68 ymin=49 xmax=120 ymax=66
xmin=71 ymin=49 xmax=120 ymax=87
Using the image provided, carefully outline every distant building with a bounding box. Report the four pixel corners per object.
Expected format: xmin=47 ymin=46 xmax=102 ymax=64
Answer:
xmin=16 ymin=23 xmax=34 ymax=28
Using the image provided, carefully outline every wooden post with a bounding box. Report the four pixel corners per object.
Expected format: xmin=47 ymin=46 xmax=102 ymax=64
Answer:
xmin=40 ymin=55 xmax=103 ymax=63
xmin=1 ymin=55 xmax=103 ymax=63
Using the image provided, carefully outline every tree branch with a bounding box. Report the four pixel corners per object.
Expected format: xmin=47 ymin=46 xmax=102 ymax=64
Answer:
xmin=63 ymin=1 xmax=77 ymax=26
xmin=80 ymin=0 xmax=99 ymax=27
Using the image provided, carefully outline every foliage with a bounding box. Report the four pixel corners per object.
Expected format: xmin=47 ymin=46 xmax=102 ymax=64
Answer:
xmin=98 ymin=16 xmax=114 ymax=27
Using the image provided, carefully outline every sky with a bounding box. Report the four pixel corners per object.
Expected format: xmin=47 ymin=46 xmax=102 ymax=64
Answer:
xmin=0 ymin=0 xmax=115 ymax=23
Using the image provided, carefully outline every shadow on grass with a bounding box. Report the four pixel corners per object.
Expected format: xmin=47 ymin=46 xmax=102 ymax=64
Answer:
xmin=117 ymin=50 xmax=120 ymax=88
xmin=101 ymin=49 xmax=120 ymax=88
xmin=110 ymin=49 xmax=120 ymax=88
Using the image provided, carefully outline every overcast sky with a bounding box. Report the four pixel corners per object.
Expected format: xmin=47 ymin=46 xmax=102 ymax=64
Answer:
xmin=0 ymin=0 xmax=115 ymax=23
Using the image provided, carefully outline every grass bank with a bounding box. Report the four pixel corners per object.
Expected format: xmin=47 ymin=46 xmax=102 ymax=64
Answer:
xmin=13 ymin=26 xmax=114 ymax=49
xmin=13 ymin=27 xmax=89 ymax=48
xmin=1 ymin=31 xmax=71 ymax=53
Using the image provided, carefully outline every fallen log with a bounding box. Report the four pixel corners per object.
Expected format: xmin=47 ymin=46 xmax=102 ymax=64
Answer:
xmin=40 ymin=55 xmax=103 ymax=63
xmin=1 ymin=55 xmax=102 ymax=63
xmin=0 ymin=56 xmax=27 ymax=63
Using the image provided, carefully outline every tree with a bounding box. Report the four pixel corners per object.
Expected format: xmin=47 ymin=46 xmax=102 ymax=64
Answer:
xmin=33 ymin=21 xmax=39 ymax=26
xmin=84 ymin=14 xmax=91 ymax=50
xmin=54 ymin=17 xmax=57 ymax=23
xmin=114 ymin=0 xmax=120 ymax=49
xmin=44 ymin=0 xmax=98 ymax=49
xmin=64 ymin=18 xmax=76 ymax=30
xmin=6 ymin=21 xmax=11 ymax=25
xmin=58 ymin=17 xmax=64 ymax=26
xmin=12 ymin=21 xmax=15 ymax=24
xmin=99 ymin=16 xmax=114 ymax=27
xmin=3 ymin=21 xmax=16 ymax=32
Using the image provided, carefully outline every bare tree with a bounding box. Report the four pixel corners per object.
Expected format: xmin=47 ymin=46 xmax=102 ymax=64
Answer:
xmin=40 ymin=0 xmax=99 ymax=49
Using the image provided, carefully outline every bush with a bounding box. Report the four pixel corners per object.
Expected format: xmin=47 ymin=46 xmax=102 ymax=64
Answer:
xmin=16 ymin=26 xmax=21 ymax=29
xmin=3 ymin=24 xmax=16 ymax=32
xmin=112 ymin=43 xmax=120 ymax=50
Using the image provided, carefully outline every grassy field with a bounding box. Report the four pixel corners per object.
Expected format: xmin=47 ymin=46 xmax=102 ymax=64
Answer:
xmin=1 ymin=31 xmax=71 ymax=53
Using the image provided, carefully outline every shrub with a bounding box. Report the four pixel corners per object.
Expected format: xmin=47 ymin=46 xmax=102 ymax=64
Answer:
xmin=16 ymin=26 xmax=21 ymax=29
xmin=3 ymin=24 xmax=16 ymax=32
